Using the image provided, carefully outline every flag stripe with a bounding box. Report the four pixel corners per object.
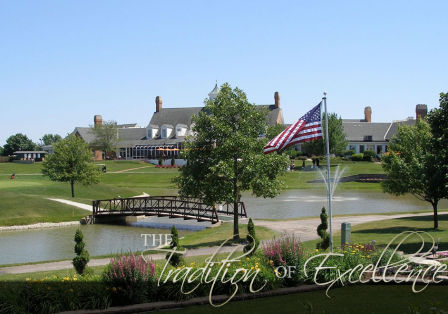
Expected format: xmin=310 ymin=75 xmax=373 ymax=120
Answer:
xmin=264 ymin=102 xmax=322 ymax=154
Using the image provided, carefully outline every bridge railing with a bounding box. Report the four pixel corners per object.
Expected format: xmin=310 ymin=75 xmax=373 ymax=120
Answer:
xmin=92 ymin=196 xmax=246 ymax=224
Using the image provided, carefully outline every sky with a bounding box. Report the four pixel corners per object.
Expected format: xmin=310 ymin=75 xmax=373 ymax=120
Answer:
xmin=1 ymin=1 xmax=447 ymax=146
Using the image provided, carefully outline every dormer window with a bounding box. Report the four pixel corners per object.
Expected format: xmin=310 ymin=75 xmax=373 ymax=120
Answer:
xmin=161 ymin=124 xmax=173 ymax=139
xmin=146 ymin=125 xmax=159 ymax=139
xmin=175 ymin=124 xmax=187 ymax=137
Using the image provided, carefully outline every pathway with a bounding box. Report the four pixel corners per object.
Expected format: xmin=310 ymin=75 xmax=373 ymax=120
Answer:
xmin=1 ymin=211 xmax=445 ymax=275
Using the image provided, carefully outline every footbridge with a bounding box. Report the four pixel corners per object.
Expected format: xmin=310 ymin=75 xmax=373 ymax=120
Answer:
xmin=91 ymin=196 xmax=247 ymax=224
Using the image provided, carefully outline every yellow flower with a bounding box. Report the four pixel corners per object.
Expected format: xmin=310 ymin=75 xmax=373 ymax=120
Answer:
xmin=269 ymin=260 xmax=273 ymax=264
xmin=73 ymin=278 xmax=77 ymax=281
xmin=26 ymin=278 xmax=31 ymax=281
xmin=246 ymin=258 xmax=250 ymax=261
xmin=367 ymin=255 xmax=371 ymax=258
xmin=69 ymin=289 xmax=74 ymax=293
xmin=112 ymin=287 xmax=117 ymax=291
xmin=251 ymin=267 xmax=254 ymax=270
xmin=315 ymin=249 xmax=319 ymax=252
xmin=351 ymin=253 xmax=355 ymax=255
xmin=53 ymin=276 xmax=57 ymax=279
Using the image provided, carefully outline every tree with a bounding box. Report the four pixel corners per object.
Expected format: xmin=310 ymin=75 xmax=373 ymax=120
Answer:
xmin=2 ymin=133 xmax=36 ymax=156
xmin=266 ymin=123 xmax=286 ymax=141
xmin=173 ymin=83 xmax=289 ymax=240
xmin=72 ymin=229 xmax=90 ymax=275
xmin=88 ymin=120 xmax=120 ymax=158
xmin=41 ymin=133 xmax=62 ymax=146
xmin=316 ymin=207 xmax=330 ymax=250
xmin=427 ymin=92 xmax=448 ymax=200
xmin=166 ymin=225 xmax=184 ymax=267
xmin=302 ymin=113 xmax=347 ymax=156
xmin=381 ymin=119 xmax=446 ymax=229
xmin=244 ymin=218 xmax=259 ymax=255
xmin=41 ymin=134 xmax=101 ymax=197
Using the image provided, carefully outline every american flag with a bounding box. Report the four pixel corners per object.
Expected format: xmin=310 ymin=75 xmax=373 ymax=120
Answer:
xmin=264 ymin=102 xmax=323 ymax=154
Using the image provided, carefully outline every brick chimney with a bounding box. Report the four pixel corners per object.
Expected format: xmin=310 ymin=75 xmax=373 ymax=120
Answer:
xmin=274 ymin=92 xmax=280 ymax=108
xmin=94 ymin=115 xmax=103 ymax=126
xmin=155 ymin=96 xmax=162 ymax=112
xmin=364 ymin=106 xmax=372 ymax=122
xmin=416 ymin=104 xmax=427 ymax=120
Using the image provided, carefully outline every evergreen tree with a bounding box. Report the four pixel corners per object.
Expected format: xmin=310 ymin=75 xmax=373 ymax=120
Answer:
xmin=316 ymin=207 xmax=330 ymax=250
xmin=72 ymin=229 xmax=90 ymax=275
xmin=244 ymin=218 xmax=259 ymax=255
xmin=166 ymin=225 xmax=184 ymax=267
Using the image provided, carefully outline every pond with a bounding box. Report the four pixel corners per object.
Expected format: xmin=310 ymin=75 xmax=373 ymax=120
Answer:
xmin=1 ymin=189 xmax=446 ymax=266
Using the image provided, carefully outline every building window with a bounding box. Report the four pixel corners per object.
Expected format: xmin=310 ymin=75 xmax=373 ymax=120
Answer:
xmin=360 ymin=145 xmax=365 ymax=153
xmin=162 ymin=129 xmax=167 ymax=138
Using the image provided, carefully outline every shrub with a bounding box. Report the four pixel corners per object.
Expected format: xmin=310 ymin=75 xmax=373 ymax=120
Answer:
xmin=166 ymin=225 xmax=184 ymax=267
xmin=343 ymin=149 xmax=355 ymax=156
xmin=72 ymin=229 xmax=90 ymax=275
xmin=297 ymin=156 xmax=307 ymax=161
xmin=351 ymin=153 xmax=364 ymax=161
xmin=363 ymin=149 xmax=376 ymax=161
xmin=262 ymin=235 xmax=307 ymax=286
xmin=103 ymin=253 xmax=157 ymax=305
xmin=244 ymin=218 xmax=259 ymax=255
xmin=158 ymin=158 xmax=163 ymax=166
xmin=316 ymin=207 xmax=330 ymax=250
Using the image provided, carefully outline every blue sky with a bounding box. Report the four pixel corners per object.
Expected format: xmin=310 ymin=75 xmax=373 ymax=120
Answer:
xmin=1 ymin=1 xmax=447 ymax=146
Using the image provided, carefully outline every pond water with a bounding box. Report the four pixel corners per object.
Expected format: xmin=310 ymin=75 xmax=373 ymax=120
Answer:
xmin=1 ymin=189 xmax=447 ymax=266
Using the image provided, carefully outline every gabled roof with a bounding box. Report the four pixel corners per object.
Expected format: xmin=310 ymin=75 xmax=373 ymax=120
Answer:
xmin=149 ymin=107 xmax=205 ymax=128
xmin=342 ymin=122 xmax=391 ymax=142
xmin=384 ymin=119 xmax=416 ymax=140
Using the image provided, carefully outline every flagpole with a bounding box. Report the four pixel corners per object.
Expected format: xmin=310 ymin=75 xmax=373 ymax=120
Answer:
xmin=323 ymin=92 xmax=333 ymax=253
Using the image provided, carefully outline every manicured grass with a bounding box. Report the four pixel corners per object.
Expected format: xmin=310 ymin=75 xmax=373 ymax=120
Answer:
xmin=146 ymin=285 xmax=448 ymax=314
xmin=300 ymin=213 xmax=448 ymax=254
xmin=282 ymin=161 xmax=384 ymax=190
xmin=0 ymin=175 xmax=142 ymax=226
xmin=179 ymin=223 xmax=280 ymax=249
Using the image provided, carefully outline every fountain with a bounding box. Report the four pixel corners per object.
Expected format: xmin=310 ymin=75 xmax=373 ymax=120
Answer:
xmin=318 ymin=165 xmax=346 ymax=198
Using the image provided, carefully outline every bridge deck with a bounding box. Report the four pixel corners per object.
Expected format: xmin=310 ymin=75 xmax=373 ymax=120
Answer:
xmin=92 ymin=196 xmax=247 ymax=224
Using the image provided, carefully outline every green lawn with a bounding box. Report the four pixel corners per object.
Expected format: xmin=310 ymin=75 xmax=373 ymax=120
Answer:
xmin=300 ymin=213 xmax=448 ymax=254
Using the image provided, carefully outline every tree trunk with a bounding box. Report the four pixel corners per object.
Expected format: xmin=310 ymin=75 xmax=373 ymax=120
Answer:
xmin=432 ymin=201 xmax=439 ymax=229
xmin=71 ymin=181 xmax=75 ymax=198
xmin=233 ymin=155 xmax=239 ymax=240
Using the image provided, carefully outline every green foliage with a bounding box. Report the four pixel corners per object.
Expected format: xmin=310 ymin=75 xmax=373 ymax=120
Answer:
xmin=170 ymin=157 xmax=175 ymax=166
xmin=316 ymin=207 xmax=330 ymax=250
xmin=351 ymin=153 xmax=364 ymax=161
xmin=41 ymin=134 xmax=101 ymax=197
xmin=302 ymin=113 xmax=348 ymax=156
xmin=244 ymin=218 xmax=259 ymax=254
xmin=166 ymin=225 xmax=184 ymax=267
xmin=102 ymin=253 xmax=157 ymax=305
xmin=88 ymin=120 xmax=120 ymax=156
xmin=158 ymin=158 xmax=163 ymax=166
xmin=363 ymin=149 xmax=376 ymax=161
xmin=2 ymin=133 xmax=36 ymax=156
xmin=173 ymin=82 xmax=289 ymax=239
xmin=343 ymin=149 xmax=355 ymax=156
xmin=41 ymin=134 xmax=62 ymax=146
xmin=72 ymin=229 xmax=90 ymax=275
xmin=427 ymin=92 xmax=448 ymax=201
xmin=262 ymin=235 xmax=306 ymax=286
xmin=265 ymin=123 xmax=286 ymax=140
xmin=381 ymin=118 xmax=446 ymax=229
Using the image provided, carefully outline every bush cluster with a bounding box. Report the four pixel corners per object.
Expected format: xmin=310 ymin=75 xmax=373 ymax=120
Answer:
xmin=362 ymin=149 xmax=376 ymax=161
xmin=351 ymin=153 xmax=364 ymax=161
